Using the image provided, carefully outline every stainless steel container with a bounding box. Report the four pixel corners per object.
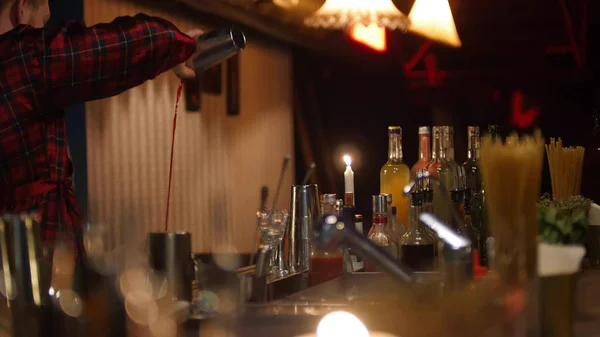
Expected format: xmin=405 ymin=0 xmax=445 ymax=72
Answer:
xmin=287 ymin=184 xmax=319 ymax=273
xmin=0 ymin=213 xmax=49 ymax=337
xmin=147 ymin=232 xmax=194 ymax=303
xmin=192 ymin=26 xmax=246 ymax=70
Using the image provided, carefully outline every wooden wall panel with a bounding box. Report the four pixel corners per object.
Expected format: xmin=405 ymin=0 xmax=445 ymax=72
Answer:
xmin=84 ymin=0 xmax=294 ymax=253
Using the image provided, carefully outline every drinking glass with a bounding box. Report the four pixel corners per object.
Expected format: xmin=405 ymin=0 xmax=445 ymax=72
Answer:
xmin=256 ymin=209 xmax=289 ymax=279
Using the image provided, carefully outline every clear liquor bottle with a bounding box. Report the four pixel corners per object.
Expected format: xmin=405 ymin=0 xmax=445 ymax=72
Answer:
xmin=380 ymin=126 xmax=411 ymax=228
xmin=463 ymin=127 xmax=483 ymax=248
xmin=427 ymin=126 xmax=442 ymax=176
xmin=411 ymin=126 xmax=431 ymax=176
xmin=435 ymin=126 xmax=465 ymax=232
xmin=365 ymin=195 xmax=398 ymax=271
xmin=400 ymin=191 xmax=435 ymax=271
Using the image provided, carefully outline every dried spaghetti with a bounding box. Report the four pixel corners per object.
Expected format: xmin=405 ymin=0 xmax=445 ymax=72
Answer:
xmin=480 ymin=130 xmax=545 ymax=285
xmin=545 ymin=138 xmax=585 ymax=199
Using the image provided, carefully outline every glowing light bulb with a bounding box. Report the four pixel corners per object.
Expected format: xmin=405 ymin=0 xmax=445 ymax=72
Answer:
xmin=317 ymin=311 xmax=369 ymax=337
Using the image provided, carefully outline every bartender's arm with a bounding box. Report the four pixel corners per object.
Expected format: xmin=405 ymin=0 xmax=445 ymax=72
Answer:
xmin=19 ymin=13 xmax=198 ymax=109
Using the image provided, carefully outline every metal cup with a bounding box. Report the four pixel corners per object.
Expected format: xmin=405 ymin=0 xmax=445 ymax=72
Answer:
xmin=147 ymin=232 xmax=193 ymax=303
xmin=0 ymin=213 xmax=50 ymax=337
xmin=192 ymin=26 xmax=246 ymax=70
xmin=287 ymin=184 xmax=319 ymax=273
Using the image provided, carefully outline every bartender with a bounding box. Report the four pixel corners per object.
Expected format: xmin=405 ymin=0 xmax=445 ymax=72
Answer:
xmin=0 ymin=0 xmax=200 ymax=257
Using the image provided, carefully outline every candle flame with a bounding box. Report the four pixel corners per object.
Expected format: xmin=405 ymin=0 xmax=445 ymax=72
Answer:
xmin=317 ymin=311 xmax=369 ymax=337
xmin=343 ymin=155 xmax=352 ymax=166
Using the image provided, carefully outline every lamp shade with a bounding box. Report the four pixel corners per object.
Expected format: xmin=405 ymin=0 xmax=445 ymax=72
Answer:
xmin=407 ymin=0 xmax=462 ymax=47
xmin=304 ymin=0 xmax=409 ymax=31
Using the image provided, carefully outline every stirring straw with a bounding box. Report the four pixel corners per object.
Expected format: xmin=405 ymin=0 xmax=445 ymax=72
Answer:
xmin=165 ymin=81 xmax=184 ymax=231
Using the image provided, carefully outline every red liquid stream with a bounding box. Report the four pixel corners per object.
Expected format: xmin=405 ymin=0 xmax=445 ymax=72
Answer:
xmin=164 ymin=81 xmax=184 ymax=232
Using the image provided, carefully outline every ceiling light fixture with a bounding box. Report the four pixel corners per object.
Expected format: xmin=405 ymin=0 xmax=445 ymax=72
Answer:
xmin=304 ymin=0 xmax=410 ymax=31
xmin=407 ymin=0 xmax=462 ymax=47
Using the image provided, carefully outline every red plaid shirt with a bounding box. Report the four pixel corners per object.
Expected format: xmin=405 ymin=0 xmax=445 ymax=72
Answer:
xmin=0 ymin=14 xmax=196 ymax=255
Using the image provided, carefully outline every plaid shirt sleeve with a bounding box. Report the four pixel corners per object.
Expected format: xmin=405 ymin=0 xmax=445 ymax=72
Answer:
xmin=33 ymin=13 xmax=196 ymax=109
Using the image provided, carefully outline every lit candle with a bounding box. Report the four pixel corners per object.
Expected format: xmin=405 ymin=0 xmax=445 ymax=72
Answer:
xmin=343 ymin=155 xmax=355 ymax=206
xmin=343 ymin=155 xmax=354 ymax=194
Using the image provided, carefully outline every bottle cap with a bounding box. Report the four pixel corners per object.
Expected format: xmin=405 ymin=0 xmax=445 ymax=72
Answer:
xmin=418 ymin=126 xmax=430 ymax=134
xmin=354 ymin=214 xmax=363 ymax=222
xmin=391 ymin=206 xmax=397 ymax=215
xmin=380 ymin=193 xmax=392 ymax=204
xmin=388 ymin=126 xmax=402 ymax=134
xmin=372 ymin=195 xmax=388 ymax=213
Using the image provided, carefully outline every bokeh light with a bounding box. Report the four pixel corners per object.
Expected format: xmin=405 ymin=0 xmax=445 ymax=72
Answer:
xmin=316 ymin=311 xmax=369 ymax=337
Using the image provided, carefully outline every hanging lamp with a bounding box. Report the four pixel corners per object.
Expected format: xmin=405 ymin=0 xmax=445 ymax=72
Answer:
xmin=407 ymin=0 xmax=462 ymax=47
xmin=303 ymin=0 xmax=410 ymax=31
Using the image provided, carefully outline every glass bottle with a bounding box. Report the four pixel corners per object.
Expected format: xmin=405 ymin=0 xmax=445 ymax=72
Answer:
xmin=488 ymin=124 xmax=499 ymax=140
xmin=463 ymin=127 xmax=483 ymax=252
xmin=365 ymin=195 xmax=398 ymax=271
xmin=479 ymin=124 xmax=498 ymax=267
xmin=427 ymin=126 xmax=442 ymax=176
xmin=380 ymin=126 xmax=411 ymax=228
xmin=432 ymin=126 xmax=465 ymax=230
xmin=310 ymin=194 xmax=343 ymax=285
xmin=400 ymin=191 xmax=435 ymax=271
xmin=411 ymin=126 xmax=431 ymax=176
xmin=391 ymin=206 xmax=406 ymax=242
xmin=419 ymin=176 xmax=438 ymax=260
xmin=582 ymin=112 xmax=600 ymax=203
xmin=435 ymin=126 xmax=465 ymax=232
xmin=381 ymin=193 xmax=400 ymax=257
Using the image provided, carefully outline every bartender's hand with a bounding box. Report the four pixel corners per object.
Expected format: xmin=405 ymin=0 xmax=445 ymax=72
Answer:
xmin=172 ymin=29 xmax=204 ymax=79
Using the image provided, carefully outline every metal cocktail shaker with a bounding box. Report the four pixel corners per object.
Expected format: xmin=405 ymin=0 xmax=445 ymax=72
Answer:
xmin=287 ymin=184 xmax=319 ymax=273
xmin=192 ymin=26 xmax=246 ymax=70
xmin=147 ymin=232 xmax=194 ymax=303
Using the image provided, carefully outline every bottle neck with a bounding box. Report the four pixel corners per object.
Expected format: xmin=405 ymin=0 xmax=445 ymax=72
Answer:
xmin=408 ymin=203 xmax=421 ymax=232
xmin=418 ymin=133 xmax=431 ymax=161
xmin=467 ymin=132 xmax=480 ymax=160
xmin=372 ymin=214 xmax=387 ymax=228
xmin=388 ymin=133 xmax=404 ymax=162
xmin=488 ymin=125 xmax=499 ymax=140
xmin=431 ymin=129 xmax=441 ymax=161
xmin=441 ymin=131 xmax=454 ymax=160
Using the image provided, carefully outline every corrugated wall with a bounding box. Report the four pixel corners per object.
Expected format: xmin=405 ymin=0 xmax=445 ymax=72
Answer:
xmin=84 ymin=0 xmax=294 ymax=253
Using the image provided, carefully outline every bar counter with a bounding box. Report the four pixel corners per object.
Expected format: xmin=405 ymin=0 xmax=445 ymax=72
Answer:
xmin=213 ymin=268 xmax=600 ymax=337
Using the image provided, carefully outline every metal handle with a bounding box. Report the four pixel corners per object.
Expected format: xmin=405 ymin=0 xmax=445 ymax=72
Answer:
xmin=315 ymin=214 xmax=414 ymax=285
